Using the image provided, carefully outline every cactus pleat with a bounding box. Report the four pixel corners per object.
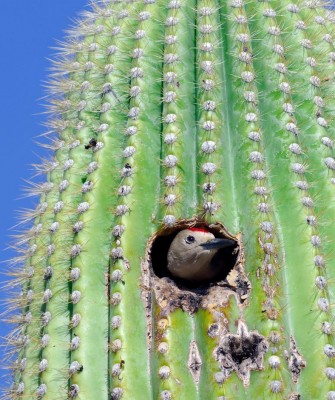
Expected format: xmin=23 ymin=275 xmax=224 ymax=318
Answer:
xmin=5 ymin=0 xmax=335 ymax=399
xmin=217 ymin=3 xmax=292 ymax=398
xmin=243 ymin=1 xmax=335 ymax=397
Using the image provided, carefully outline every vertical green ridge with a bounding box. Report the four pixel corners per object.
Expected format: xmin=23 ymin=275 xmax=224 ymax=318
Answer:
xmin=18 ymin=191 xmax=59 ymax=398
xmin=152 ymin=309 xmax=198 ymax=399
xmin=14 ymin=46 xmax=87 ymax=397
xmin=153 ymin=0 xmax=199 ymax=399
xmin=194 ymin=299 xmax=243 ymax=399
xmin=278 ymin=0 xmax=335 ymax=307
xmin=195 ymin=0 xmax=238 ymax=230
xmin=245 ymin=0 xmax=332 ymax=396
xmin=98 ymin=3 xmax=144 ymax=399
xmin=217 ymin=1 xmax=292 ymax=397
xmin=281 ymin=2 xmax=335 ymax=290
xmin=15 ymin=142 xmax=69 ymax=398
xmin=41 ymin=13 xmax=105 ymax=398
xmin=158 ymin=0 xmax=197 ymax=225
xmin=193 ymin=0 xmax=246 ymax=397
xmin=108 ymin=0 xmax=167 ymax=397
xmin=275 ymin=2 xmax=335 ymax=396
xmin=68 ymin=5 xmax=134 ymax=399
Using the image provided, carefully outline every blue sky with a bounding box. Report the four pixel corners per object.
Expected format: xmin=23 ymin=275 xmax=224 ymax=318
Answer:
xmin=0 ymin=0 xmax=87 ymax=389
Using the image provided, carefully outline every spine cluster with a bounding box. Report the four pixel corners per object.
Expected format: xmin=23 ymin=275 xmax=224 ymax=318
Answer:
xmin=196 ymin=0 xmax=223 ymax=218
xmin=220 ymin=0 xmax=291 ymax=396
xmin=159 ymin=0 xmax=186 ymax=226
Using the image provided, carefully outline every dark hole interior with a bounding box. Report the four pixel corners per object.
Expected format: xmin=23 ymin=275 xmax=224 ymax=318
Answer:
xmin=150 ymin=223 xmax=239 ymax=290
xmin=230 ymin=336 xmax=261 ymax=364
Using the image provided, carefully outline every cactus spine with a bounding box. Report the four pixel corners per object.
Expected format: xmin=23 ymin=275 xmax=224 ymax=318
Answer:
xmin=4 ymin=0 xmax=335 ymax=399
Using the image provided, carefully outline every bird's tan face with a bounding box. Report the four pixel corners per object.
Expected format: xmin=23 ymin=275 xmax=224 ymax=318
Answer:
xmin=169 ymin=229 xmax=215 ymax=255
xmin=167 ymin=229 xmax=222 ymax=281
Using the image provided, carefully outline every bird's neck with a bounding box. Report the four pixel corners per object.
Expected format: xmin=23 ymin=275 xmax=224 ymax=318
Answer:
xmin=171 ymin=250 xmax=218 ymax=281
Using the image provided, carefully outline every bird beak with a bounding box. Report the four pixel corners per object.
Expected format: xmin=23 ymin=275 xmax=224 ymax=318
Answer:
xmin=200 ymin=238 xmax=236 ymax=250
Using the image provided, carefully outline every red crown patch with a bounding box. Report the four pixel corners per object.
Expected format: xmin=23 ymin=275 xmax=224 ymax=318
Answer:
xmin=188 ymin=227 xmax=209 ymax=233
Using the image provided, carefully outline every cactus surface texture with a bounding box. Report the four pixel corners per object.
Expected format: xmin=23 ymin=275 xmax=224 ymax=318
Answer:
xmin=5 ymin=0 xmax=335 ymax=399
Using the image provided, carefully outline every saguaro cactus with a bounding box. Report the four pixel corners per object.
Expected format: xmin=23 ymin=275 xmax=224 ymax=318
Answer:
xmin=5 ymin=0 xmax=335 ymax=399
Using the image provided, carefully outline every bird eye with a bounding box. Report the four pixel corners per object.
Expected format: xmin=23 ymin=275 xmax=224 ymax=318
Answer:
xmin=185 ymin=235 xmax=195 ymax=244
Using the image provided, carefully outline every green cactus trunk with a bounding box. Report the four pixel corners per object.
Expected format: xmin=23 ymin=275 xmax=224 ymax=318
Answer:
xmin=6 ymin=0 xmax=335 ymax=399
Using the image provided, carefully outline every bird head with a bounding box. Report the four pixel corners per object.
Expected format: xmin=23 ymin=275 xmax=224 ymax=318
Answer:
xmin=167 ymin=228 xmax=235 ymax=281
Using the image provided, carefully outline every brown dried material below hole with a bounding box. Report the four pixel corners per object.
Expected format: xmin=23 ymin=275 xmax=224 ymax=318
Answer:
xmin=141 ymin=219 xmax=250 ymax=315
xmin=288 ymin=393 xmax=301 ymax=400
xmin=188 ymin=340 xmax=202 ymax=383
xmin=285 ymin=336 xmax=306 ymax=383
xmin=215 ymin=320 xmax=268 ymax=386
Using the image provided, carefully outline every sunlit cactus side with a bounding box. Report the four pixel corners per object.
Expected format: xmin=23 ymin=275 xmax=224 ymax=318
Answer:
xmin=4 ymin=0 xmax=335 ymax=399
